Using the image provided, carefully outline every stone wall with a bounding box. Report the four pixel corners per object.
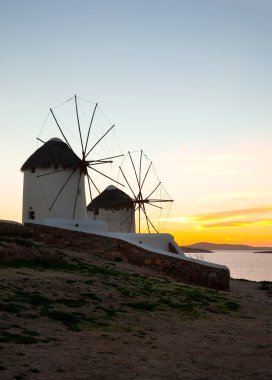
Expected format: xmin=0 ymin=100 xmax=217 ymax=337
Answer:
xmin=24 ymin=223 xmax=230 ymax=290
xmin=0 ymin=221 xmax=26 ymax=235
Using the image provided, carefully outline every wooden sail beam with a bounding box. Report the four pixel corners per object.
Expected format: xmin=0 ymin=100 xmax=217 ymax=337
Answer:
xmin=85 ymin=124 xmax=115 ymax=158
xmin=89 ymin=166 xmax=124 ymax=187
xmin=74 ymin=95 xmax=84 ymax=155
xmin=89 ymin=154 xmax=124 ymax=162
xmin=119 ymin=167 xmax=137 ymax=199
xmin=145 ymin=199 xmax=174 ymax=203
xmin=141 ymin=202 xmax=151 ymax=233
xmin=128 ymin=151 xmax=141 ymax=190
xmin=145 ymin=182 xmax=161 ymax=200
xmin=50 ymin=108 xmax=72 ymax=150
xmin=139 ymin=161 xmax=152 ymax=192
xmin=139 ymin=150 xmax=143 ymax=191
xmin=84 ymin=103 xmax=98 ymax=154
xmin=36 ymin=137 xmax=46 ymax=144
xmin=72 ymin=171 xmax=82 ymax=219
xmin=87 ymin=175 xmax=93 ymax=202
xmin=49 ymin=169 xmax=76 ymax=211
xmin=143 ymin=202 xmax=162 ymax=209
xmin=87 ymin=173 xmax=100 ymax=194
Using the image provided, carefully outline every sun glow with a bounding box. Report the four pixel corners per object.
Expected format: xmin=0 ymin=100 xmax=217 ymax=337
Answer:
xmin=160 ymin=205 xmax=272 ymax=246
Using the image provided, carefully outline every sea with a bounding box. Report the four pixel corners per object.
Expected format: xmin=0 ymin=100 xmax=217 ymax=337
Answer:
xmin=185 ymin=250 xmax=272 ymax=282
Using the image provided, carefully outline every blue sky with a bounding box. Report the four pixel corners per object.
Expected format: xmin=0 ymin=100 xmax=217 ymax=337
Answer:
xmin=1 ymin=0 xmax=272 ymax=244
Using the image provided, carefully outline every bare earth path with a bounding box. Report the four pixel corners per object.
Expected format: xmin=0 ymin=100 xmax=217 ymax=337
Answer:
xmin=0 ymin=252 xmax=271 ymax=380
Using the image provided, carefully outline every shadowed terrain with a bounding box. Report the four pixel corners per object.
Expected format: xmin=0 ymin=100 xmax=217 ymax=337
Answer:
xmin=0 ymin=236 xmax=271 ymax=379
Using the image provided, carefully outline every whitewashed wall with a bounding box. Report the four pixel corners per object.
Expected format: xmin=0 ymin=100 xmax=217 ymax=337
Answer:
xmin=29 ymin=218 xmax=108 ymax=233
xmin=87 ymin=208 xmax=135 ymax=233
xmin=22 ymin=167 xmax=86 ymax=223
xmin=108 ymin=232 xmax=184 ymax=256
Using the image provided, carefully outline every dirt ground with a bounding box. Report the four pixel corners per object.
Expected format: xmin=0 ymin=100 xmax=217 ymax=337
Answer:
xmin=0 ymin=250 xmax=272 ymax=380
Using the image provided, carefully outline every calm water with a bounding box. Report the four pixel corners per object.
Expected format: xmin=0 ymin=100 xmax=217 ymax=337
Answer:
xmin=185 ymin=250 xmax=272 ymax=282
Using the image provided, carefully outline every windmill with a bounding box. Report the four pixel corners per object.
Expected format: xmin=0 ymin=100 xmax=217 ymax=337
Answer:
xmin=118 ymin=150 xmax=173 ymax=233
xmin=21 ymin=95 xmax=124 ymax=223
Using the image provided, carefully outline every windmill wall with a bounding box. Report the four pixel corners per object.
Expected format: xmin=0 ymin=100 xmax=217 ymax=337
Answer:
xmin=88 ymin=208 xmax=135 ymax=233
xmin=22 ymin=167 xmax=87 ymax=223
xmin=24 ymin=223 xmax=230 ymax=290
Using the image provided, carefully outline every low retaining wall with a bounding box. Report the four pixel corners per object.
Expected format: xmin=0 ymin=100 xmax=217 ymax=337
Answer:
xmin=0 ymin=220 xmax=26 ymax=235
xmin=24 ymin=223 xmax=230 ymax=290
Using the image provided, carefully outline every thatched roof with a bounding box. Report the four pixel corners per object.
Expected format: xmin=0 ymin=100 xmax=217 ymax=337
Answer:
xmin=87 ymin=185 xmax=134 ymax=211
xmin=21 ymin=138 xmax=81 ymax=171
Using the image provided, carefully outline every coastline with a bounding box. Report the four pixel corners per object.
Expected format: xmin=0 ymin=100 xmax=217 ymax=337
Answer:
xmin=185 ymin=250 xmax=272 ymax=282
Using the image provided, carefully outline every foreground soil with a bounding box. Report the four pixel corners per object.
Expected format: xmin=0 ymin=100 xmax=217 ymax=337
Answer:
xmin=0 ymin=240 xmax=272 ymax=380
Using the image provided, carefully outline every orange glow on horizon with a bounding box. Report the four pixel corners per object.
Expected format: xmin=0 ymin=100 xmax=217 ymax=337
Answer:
xmin=158 ymin=205 xmax=272 ymax=247
xmin=164 ymin=224 xmax=272 ymax=247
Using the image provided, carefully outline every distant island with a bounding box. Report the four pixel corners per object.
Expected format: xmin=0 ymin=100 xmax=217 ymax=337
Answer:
xmin=183 ymin=242 xmax=272 ymax=251
xmin=181 ymin=246 xmax=213 ymax=253
xmin=254 ymin=250 xmax=272 ymax=254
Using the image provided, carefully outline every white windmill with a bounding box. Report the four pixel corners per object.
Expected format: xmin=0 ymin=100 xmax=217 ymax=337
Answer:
xmin=87 ymin=185 xmax=135 ymax=233
xmin=21 ymin=95 xmax=124 ymax=229
xmin=86 ymin=150 xmax=174 ymax=235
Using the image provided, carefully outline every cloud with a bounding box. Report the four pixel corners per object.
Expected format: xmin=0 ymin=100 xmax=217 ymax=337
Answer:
xmin=191 ymin=206 xmax=272 ymax=222
xmin=160 ymin=206 xmax=272 ymax=226
xmin=160 ymin=216 xmax=191 ymax=223
xmin=202 ymin=220 xmax=272 ymax=229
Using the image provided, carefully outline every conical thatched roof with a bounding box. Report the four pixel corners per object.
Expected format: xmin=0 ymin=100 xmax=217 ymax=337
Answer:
xmin=87 ymin=185 xmax=134 ymax=211
xmin=21 ymin=138 xmax=81 ymax=171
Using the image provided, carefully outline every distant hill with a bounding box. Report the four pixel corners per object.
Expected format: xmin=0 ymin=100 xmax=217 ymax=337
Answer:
xmin=187 ymin=242 xmax=272 ymax=251
xmin=181 ymin=246 xmax=213 ymax=253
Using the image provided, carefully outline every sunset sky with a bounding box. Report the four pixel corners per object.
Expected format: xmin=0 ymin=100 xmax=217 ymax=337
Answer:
xmin=1 ymin=0 xmax=271 ymax=246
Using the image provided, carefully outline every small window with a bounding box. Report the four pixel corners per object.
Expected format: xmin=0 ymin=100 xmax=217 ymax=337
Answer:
xmin=95 ymin=208 xmax=99 ymax=216
xmin=31 ymin=168 xmax=35 ymax=173
xmin=28 ymin=210 xmax=35 ymax=220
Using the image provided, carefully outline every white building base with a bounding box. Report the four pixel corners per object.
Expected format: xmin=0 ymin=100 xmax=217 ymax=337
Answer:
xmin=27 ymin=218 xmax=108 ymax=234
xmin=26 ymin=218 xmax=184 ymax=256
